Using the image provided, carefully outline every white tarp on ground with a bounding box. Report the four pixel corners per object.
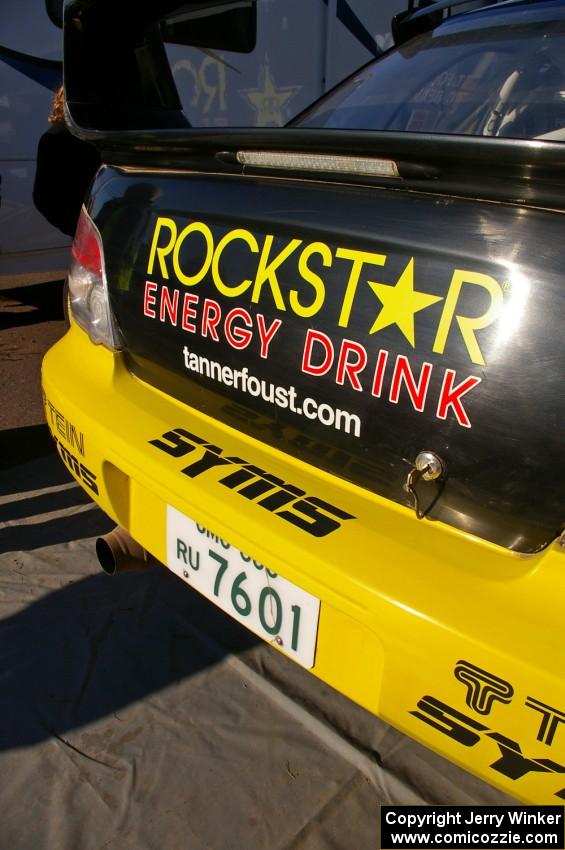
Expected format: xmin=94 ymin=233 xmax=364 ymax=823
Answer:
xmin=0 ymin=430 xmax=514 ymax=850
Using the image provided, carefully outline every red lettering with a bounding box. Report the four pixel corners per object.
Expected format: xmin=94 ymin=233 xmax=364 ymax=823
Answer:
xmin=201 ymin=298 xmax=221 ymax=340
xmin=389 ymin=355 xmax=433 ymax=412
xmin=371 ymin=349 xmax=389 ymax=397
xmin=336 ymin=339 xmax=367 ymax=391
xmin=301 ymin=329 xmax=334 ymax=376
xmin=159 ymin=285 xmax=179 ymax=324
xmin=225 ymin=308 xmax=253 ymax=349
xmin=181 ymin=292 xmax=199 ymax=332
xmin=256 ymin=314 xmax=282 ymax=359
xmin=436 ymin=369 xmax=482 ymax=428
xmin=144 ymin=281 xmax=158 ymax=318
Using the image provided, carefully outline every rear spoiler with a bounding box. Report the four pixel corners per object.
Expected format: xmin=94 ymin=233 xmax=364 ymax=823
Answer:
xmin=63 ymin=0 xmax=565 ymax=212
xmin=64 ymin=0 xmax=256 ymax=131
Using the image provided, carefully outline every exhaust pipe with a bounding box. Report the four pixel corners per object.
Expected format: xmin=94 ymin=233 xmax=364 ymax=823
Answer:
xmin=96 ymin=526 xmax=151 ymax=575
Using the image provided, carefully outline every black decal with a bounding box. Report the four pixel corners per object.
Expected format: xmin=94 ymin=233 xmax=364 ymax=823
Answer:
xmin=410 ymin=696 xmax=487 ymax=746
xmin=454 ymin=659 xmax=514 ymax=715
xmin=259 ymin=485 xmax=306 ymax=511
xmin=80 ymin=464 xmax=99 ymax=495
xmin=237 ymin=478 xmax=281 ymax=500
xmin=220 ymin=465 xmax=260 ymax=489
xmin=150 ymin=429 xmax=198 ymax=457
xmin=304 ymin=496 xmax=355 ymax=521
xmin=277 ymin=499 xmax=344 ymax=538
xmin=58 ymin=443 xmax=81 ymax=476
xmin=173 ymin=428 xmax=207 ymax=444
xmin=235 ymin=470 xmax=287 ymax=500
xmin=148 ymin=428 xmax=355 ymax=537
xmin=53 ymin=438 xmax=98 ymax=494
xmin=487 ymin=732 xmax=564 ymax=780
xmin=181 ymin=448 xmax=231 ymax=478
xmin=525 ymin=697 xmax=565 ymax=747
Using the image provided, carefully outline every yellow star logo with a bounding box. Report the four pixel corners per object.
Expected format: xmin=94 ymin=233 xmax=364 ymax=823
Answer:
xmin=240 ymin=61 xmax=300 ymax=127
xmin=368 ymin=258 xmax=443 ymax=346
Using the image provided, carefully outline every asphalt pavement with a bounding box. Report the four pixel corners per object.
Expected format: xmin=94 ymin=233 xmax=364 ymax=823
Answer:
xmin=0 ymin=277 xmax=514 ymax=850
xmin=0 ymin=274 xmax=67 ymax=430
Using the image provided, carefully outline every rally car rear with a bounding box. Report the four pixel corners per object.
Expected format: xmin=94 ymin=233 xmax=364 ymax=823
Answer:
xmin=42 ymin=0 xmax=565 ymax=802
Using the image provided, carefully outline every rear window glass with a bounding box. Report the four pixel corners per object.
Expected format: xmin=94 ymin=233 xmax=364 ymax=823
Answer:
xmin=295 ymin=15 xmax=565 ymax=140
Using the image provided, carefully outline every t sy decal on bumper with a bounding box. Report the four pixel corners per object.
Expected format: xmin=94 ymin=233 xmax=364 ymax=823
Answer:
xmin=412 ymin=660 xmax=565 ymax=799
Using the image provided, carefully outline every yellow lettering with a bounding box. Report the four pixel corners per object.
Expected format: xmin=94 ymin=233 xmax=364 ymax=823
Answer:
xmin=211 ymin=228 xmax=259 ymax=297
xmin=433 ymin=269 xmax=503 ymax=366
xmin=252 ymin=235 xmax=302 ymax=310
xmin=173 ymin=221 xmax=214 ymax=286
xmin=290 ymin=241 xmax=331 ymax=318
xmin=147 ymin=217 xmax=178 ymax=279
xmin=335 ymin=248 xmax=387 ymax=327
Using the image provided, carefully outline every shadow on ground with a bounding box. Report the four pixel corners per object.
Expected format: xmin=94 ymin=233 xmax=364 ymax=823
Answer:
xmin=0 ymin=279 xmax=65 ymax=330
xmin=0 ymin=564 xmax=258 ymax=753
xmin=0 ymin=423 xmax=69 ymax=483
xmin=0 ymin=422 xmax=259 ymax=753
xmin=0 ymin=425 xmax=107 ymax=553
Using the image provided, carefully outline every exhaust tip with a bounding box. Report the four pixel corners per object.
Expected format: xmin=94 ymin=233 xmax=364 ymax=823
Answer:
xmin=96 ymin=526 xmax=149 ymax=575
xmin=95 ymin=536 xmax=119 ymax=575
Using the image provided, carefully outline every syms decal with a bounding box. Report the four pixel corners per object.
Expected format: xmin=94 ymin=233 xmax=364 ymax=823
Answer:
xmin=140 ymin=216 xmax=512 ymax=432
xmin=412 ymin=660 xmax=565 ymax=799
xmin=149 ymin=426 xmax=355 ymax=538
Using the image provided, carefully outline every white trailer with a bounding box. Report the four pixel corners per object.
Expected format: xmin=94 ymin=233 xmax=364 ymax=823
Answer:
xmin=0 ymin=0 xmax=70 ymax=281
xmin=166 ymin=0 xmax=401 ymax=128
xmin=0 ymin=0 xmax=405 ymax=280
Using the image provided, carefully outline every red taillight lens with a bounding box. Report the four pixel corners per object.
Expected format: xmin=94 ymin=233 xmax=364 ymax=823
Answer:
xmin=67 ymin=207 xmax=122 ymax=350
xmin=71 ymin=208 xmax=103 ymax=276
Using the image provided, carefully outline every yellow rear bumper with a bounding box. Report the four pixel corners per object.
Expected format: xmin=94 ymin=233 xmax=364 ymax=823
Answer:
xmin=42 ymin=321 xmax=565 ymax=803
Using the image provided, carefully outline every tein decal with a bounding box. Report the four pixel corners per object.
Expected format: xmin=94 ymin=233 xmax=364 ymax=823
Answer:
xmin=149 ymin=427 xmax=355 ymax=537
xmin=43 ymin=395 xmax=98 ymax=494
xmin=44 ymin=397 xmax=85 ymax=457
xmin=412 ymin=661 xmax=565 ymax=799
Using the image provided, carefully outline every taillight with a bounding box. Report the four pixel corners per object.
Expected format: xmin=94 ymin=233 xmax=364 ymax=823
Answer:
xmin=68 ymin=206 xmax=122 ymax=350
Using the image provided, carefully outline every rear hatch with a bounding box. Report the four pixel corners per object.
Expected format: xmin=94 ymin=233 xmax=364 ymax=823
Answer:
xmin=90 ymin=161 xmax=562 ymax=554
xmin=65 ymin=0 xmax=565 ymax=554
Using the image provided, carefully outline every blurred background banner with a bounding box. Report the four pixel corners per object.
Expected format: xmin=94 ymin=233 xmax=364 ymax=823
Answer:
xmin=0 ymin=0 xmax=65 ymax=281
xmin=0 ymin=0 xmax=406 ymax=282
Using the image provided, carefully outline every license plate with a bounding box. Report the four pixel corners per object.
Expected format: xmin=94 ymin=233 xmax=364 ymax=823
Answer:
xmin=166 ymin=505 xmax=320 ymax=668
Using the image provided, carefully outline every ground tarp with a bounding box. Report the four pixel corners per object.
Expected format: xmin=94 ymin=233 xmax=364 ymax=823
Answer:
xmin=0 ymin=433 xmax=514 ymax=850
